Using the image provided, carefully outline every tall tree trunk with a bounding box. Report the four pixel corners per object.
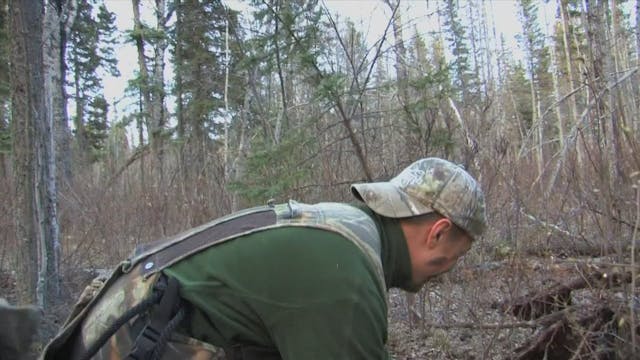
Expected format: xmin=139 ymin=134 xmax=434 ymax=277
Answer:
xmin=223 ymin=13 xmax=241 ymax=212
xmin=387 ymin=0 xmax=408 ymax=108
xmin=131 ymin=0 xmax=153 ymax=168
xmin=137 ymin=96 xmax=146 ymax=189
xmin=445 ymin=0 xmax=470 ymax=104
xmin=55 ymin=0 xmax=77 ymax=182
xmin=41 ymin=0 xmax=69 ymax=306
xmin=0 ymin=0 xmax=7 ymax=179
xmin=175 ymin=0 xmax=184 ymax=141
xmin=608 ymin=0 xmax=638 ymax=137
xmin=467 ymin=0 xmax=482 ymax=101
xmin=9 ymin=1 xmax=45 ymax=304
xmin=224 ymin=16 xmax=230 ymax=181
xmin=481 ymin=0 xmax=494 ymax=97
xmin=583 ymin=0 xmax=621 ymax=257
xmin=583 ymin=0 xmax=607 ymax=143
xmin=152 ymin=0 xmax=167 ymax=181
xmin=587 ymin=0 xmax=608 ymax=161
xmin=608 ymin=0 xmax=624 ymax=180
xmin=385 ymin=0 xmax=423 ymax=327
xmin=636 ymin=0 xmax=640 ymax=64
xmin=518 ymin=0 xmax=546 ymax=179
xmin=386 ymin=0 xmax=414 ymax=162
xmin=273 ymin=1 xmax=287 ymax=145
xmin=558 ymin=0 xmax=582 ymax=163
xmin=527 ymin=61 xmax=543 ymax=178
xmin=229 ymin=89 xmax=250 ymax=212
xmin=72 ymin=50 xmax=87 ymax=161
xmin=549 ymin=40 xmax=565 ymax=149
xmin=0 ymin=105 xmax=7 ymax=179
xmin=174 ymin=0 xmax=188 ymax=198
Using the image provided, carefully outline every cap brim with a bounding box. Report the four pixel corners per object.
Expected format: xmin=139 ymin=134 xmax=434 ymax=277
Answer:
xmin=351 ymin=182 xmax=435 ymax=219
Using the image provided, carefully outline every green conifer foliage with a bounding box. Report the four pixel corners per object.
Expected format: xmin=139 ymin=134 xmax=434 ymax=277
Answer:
xmin=67 ymin=1 xmax=119 ymax=162
xmin=516 ymin=0 xmax=552 ymax=98
xmin=86 ymin=95 xmax=109 ymax=161
xmin=226 ymin=0 xmax=326 ymax=204
xmin=443 ymin=0 xmax=473 ymax=101
xmin=173 ymin=1 xmax=241 ymax=154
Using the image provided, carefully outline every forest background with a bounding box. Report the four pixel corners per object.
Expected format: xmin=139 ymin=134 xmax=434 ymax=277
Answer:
xmin=1 ymin=0 xmax=640 ymax=358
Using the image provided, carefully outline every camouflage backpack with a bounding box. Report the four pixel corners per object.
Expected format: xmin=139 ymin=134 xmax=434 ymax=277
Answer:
xmin=40 ymin=201 xmax=384 ymax=360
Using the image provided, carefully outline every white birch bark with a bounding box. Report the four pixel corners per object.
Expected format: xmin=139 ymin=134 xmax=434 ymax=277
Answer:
xmin=40 ymin=0 xmax=67 ymax=306
xmin=548 ymin=30 xmax=565 ymax=148
xmin=131 ymin=0 xmax=152 ymax=184
xmin=152 ymin=0 xmax=167 ymax=180
xmin=558 ymin=0 xmax=582 ymax=162
xmin=224 ymin=18 xmax=230 ymax=181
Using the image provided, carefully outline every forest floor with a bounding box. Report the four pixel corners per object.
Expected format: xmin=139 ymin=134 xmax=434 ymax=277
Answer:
xmin=387 ymin=258 xmax=533 ymax=360
xmin=386 ymin=255 xmax=634 ymax=359
xmin=0 ymin=254 xmax=634 ymax=359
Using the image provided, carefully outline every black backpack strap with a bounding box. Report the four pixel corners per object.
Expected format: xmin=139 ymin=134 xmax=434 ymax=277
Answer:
xmin=136 ymin=208 xmax=277 ymax=278
xmin=127 ymin=275 xmax=182 ymax=360
xmin=76 ymin=275 xmax=182 ymax=360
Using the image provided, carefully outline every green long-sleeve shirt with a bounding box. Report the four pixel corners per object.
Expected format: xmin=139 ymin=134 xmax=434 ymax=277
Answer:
xmin=164 ymin=204 xmax=412 ymax=359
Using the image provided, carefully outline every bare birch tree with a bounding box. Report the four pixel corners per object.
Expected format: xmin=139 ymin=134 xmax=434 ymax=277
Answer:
xmin=40 ymin=0 xmax=76 ymax=306
xmin=152 ymin=0 xmax=169 ymax=180
xmin=557 ymin=0 xmax=579 ymax=148
xmin=48 ymin=0 xmax=77 ymax=181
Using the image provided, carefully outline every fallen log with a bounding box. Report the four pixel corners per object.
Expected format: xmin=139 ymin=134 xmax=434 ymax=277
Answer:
xmin=511 ymin=306 xmax=615 ymax=360
xmin=498 ymin=268 xmax=632 ymax=321
xmin=500 ymin=266 xmax=637 ymax=360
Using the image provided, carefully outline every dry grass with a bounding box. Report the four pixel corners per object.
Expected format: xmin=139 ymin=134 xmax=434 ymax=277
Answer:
xmin=2 ymin=134 xmax=639 ymax=359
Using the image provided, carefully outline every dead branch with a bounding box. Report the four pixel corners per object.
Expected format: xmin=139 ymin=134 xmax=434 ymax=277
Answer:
xmin=105 ymin=144 xmax=150 ymax=188
xmin=519 ymin=207 xmax=575 ymax=238
xmin=544 ymin=67 xmax=639 ymax=195
xmin=501 ymin=270 xmax=632 ymax=321
xmin=511 ymin=306 xmax=615 ymax=360
xmin=500 ymin=266 xmax=637 ymax=359
xmin=423 ymin=321 xmax=538 ymax=330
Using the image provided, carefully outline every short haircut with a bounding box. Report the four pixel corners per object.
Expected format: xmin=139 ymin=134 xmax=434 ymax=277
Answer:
xmin=401 ymin=212 xmax=469 ymax=241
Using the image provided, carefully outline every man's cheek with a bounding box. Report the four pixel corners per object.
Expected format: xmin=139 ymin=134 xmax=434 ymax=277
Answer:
xmin=426 ymin=256 xmax=448 ymax=269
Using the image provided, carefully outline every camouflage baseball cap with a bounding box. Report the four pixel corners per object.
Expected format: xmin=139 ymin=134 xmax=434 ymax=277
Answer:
xmin=351 ymin=157 xmax=487 ymax=240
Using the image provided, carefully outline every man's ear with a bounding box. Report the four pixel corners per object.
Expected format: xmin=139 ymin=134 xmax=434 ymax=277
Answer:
xmin=426 ymin=218 xmax=453 ymax=248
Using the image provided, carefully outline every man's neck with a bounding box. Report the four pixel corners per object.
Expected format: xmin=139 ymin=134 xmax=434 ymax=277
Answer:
xmin=350 ymin=203 xmax=414 ymax=291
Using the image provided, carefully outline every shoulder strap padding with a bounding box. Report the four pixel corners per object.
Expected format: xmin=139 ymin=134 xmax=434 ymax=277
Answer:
xmin=138 ymin=207 xmax=277 ymax=277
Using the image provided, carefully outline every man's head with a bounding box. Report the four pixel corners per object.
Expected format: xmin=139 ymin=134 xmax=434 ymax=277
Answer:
xmin=351 ymin=157 xmax=486 ymax=290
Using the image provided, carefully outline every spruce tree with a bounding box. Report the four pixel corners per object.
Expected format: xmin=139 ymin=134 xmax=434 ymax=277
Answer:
xmin=173 ymin=1 xmax=240 ymax=165
xmin=67 ymin=1 xmax=119 ymax=162
xmin=517 ymin=0 xmax=552 ymax=176
xmin=229 ymin=0 xmax=349 ymax=202
xmin=442 ymin=0 xmax=473 ymax=102
xmin=85 ymin=95 xmax=109 ymax=161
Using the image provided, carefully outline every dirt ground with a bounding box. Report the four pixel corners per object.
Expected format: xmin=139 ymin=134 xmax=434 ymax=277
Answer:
xmin=1 ymin=255 xmax=635 ymax=359
xmin=387 ymin=259 xmax=533 ymax=360
xmin=387 ymin=255 xmax=638 ymax=359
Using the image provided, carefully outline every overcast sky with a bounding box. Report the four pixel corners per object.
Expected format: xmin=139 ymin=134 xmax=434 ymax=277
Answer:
xmin=101 ymin=0 xmax=545 ymax=126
